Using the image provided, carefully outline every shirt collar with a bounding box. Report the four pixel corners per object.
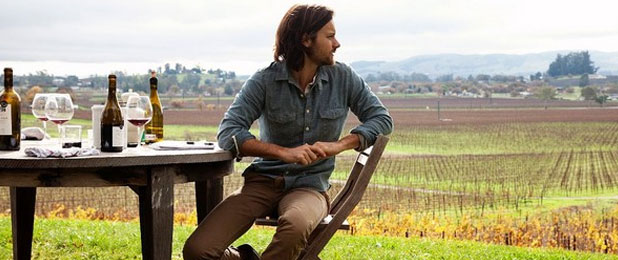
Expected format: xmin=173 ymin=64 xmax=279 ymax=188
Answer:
xmin=274 ymin=62 xmax=330 ymax=85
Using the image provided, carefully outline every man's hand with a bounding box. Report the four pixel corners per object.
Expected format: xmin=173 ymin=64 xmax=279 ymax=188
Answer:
xmin=240 ymin=134 xmax=360 ymax=166
xmin=278 ymin=144 xmax=327 ymax=165
xmin=311 ymin=141 xmax=343 ymax=158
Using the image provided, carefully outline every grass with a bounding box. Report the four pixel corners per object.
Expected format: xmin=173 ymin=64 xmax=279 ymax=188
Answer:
xmin=22 ymin=114 xmax=618 ymax=157
xmin=14 ymin=111 xmax=618 ymax=257
xmin=0 ymin=217 xmax=615 ymax=260
xmin=21 ymin=114 xmax=258 ymax=141
xmin=387 ymin=122 xmax=618 ymax=155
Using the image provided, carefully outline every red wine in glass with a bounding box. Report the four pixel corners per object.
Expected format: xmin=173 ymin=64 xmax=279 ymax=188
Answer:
xmin=49 ymin=119 xmax=69 ymax=125
xmin=128 ymin=118 xmax=150 ymax=127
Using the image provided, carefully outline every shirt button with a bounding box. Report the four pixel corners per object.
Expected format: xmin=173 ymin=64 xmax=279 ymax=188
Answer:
xmin=306 ymin=109 xmax=310 ymax=113
xmin=300 ymin=94 xmax=305 ymax=98
xmin=305 ymin=127 xmax=310 ymax=131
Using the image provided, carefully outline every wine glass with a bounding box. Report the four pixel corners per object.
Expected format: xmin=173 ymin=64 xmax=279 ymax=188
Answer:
xmin=45 ymin=94 xmax=75 ymax=145
xmin=125 ymin=95 xmax=152 ymax=147
xmin=31 ymin=93 xmax=50 ymax=138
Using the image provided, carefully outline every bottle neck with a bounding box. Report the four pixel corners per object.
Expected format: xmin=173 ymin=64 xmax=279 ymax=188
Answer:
xmin=4 ymin=76 xmax=12 ymax=90
xmin=150 ymin=78 xmax=158 ymax=97
xmin=107 ymin=83 xmax=119 ymax=106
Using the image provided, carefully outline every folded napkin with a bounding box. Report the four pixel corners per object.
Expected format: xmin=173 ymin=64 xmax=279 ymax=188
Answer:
xmin=24 ymin=147 xmax=101 ymax=158
xmin=21 ymin=127 xmax=50 ymax=140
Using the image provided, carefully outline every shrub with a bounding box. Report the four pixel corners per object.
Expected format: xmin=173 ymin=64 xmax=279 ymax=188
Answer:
xmin=170 ymin=99 xmax=184 ymax=109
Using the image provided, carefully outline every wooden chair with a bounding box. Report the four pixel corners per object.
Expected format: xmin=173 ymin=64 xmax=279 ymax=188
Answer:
xmin=255 ymin=135 xmax=389 ymax=260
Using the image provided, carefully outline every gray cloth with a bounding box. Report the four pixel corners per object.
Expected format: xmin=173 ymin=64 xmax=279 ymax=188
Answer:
xmin=24 ymin=147 xmax=100 ymax=158
xmin=217 ymin=61 xmax=393 ymax=192
xmin=21 ymin=127 xmax=49 ymax=140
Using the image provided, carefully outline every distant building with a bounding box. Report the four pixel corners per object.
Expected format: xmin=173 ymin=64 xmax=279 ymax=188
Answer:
xmin=52 ymin=78 xmax=65 ymax=85
xmin=519 ymin=91 xmax=532 ymax=97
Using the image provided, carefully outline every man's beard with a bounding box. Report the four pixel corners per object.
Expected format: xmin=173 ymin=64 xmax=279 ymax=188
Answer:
xmin=307 ymin=46 xmax=335 ymax=66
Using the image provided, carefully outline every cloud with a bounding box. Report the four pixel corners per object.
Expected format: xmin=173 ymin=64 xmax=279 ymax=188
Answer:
xmin=2 ymin=0 xmax=618 ymax=76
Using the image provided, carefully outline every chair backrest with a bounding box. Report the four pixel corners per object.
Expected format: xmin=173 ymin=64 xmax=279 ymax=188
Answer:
xmin=299 ymin=135 xmax=389 ymax=260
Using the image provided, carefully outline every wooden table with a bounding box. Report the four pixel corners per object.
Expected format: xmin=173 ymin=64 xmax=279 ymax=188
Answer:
xmin=0 ymin=140 xmax=233 ymax=260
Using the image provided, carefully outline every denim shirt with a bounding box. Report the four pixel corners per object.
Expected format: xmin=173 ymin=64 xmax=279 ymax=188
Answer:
xmin=217 ymin=61 xmax=393 ymax=192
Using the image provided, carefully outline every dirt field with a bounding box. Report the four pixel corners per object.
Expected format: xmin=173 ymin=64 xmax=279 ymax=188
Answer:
xmin=72 ymin=107 xmax=618 ymax=127
xmin=72 ymin=96 xmax=618 ymax=127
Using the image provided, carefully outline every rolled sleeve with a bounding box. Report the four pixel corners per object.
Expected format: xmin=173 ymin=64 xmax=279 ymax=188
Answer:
xmin=217 ymin=76 xmax=264 ymax=158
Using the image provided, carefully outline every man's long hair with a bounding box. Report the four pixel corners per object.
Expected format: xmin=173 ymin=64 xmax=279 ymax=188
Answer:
xmin=274 ymin=4 xmax=334 ymax=71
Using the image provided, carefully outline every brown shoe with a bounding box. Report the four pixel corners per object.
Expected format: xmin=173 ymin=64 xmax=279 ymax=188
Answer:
xmin=237 ymin=244 xmax=260 ymax=260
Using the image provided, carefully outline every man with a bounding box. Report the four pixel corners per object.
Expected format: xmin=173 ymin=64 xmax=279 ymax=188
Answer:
xmin=183 ymin=4 xmax=393 ymax=260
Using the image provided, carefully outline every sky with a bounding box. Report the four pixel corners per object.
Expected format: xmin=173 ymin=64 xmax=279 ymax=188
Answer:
xmin=2 ymin=0 xmax=618 ymax=77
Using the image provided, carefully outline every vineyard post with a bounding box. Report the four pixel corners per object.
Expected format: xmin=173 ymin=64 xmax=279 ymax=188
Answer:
xmin=437 ymin=100 xmax=441 ymax=120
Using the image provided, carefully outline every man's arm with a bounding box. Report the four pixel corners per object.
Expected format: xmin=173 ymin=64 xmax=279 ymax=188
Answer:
xmin=346 ymin=66 xmax=394 ymax=150
xmin=241 ymin=134 xmax=359 ymax=166
xmin=239 ymin=139 xmax=324 ymax=166
xmin=311 ymin=133 xmax=360 ymax=157
xmin=217 ymin=77 xmax=265 ymax=158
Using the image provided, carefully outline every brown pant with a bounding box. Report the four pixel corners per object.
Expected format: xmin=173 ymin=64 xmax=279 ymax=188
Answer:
xmin=183 ymin=174 xmax=329 ymax=260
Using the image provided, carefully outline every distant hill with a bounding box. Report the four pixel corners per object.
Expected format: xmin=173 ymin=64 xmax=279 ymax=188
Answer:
xmin=350 ymin=50 xmax=618 ymax=79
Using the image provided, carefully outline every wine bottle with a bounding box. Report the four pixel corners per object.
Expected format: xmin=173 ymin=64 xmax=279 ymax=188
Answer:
xmin=100 ymin=74 xmax=124 ymax=152
xmin=0 ymin=68 xmax=21 ymax=150
xmin=145 ymin=71 xmax=163 ymax=143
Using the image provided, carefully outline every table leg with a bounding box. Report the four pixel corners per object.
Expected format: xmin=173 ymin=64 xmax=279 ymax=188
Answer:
xmin=136 ymin=167 xmax=174 ymax=260
xmin=10 ymin=187 xmax=37 ymax=260
xmin=195 ymin=177 xmax=223 ymax=224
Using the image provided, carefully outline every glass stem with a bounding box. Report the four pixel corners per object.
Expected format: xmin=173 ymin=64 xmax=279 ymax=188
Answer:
xmin=59 ymin=125 xmax=64 ymax=147
xmin=42 ymin=120 xmax=47 ymax=139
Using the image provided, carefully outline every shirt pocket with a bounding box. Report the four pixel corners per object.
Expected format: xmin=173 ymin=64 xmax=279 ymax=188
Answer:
xmin=318 ymin=107 xmax=347 ymax=141
xmin=268 ymin=110 xmax=296 ymax=124
xmin=265 ymin=108 xmax=298 ymax=143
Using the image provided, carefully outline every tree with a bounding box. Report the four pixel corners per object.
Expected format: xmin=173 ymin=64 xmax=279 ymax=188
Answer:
xmin=180 ymin=73 xmax=202 ymax=93
xmin=535 ymin=86 xmax=556 ymax=100
xmin=27 ymin=71 xmax=54 ymax=86
xmin=435 ymin=74 xmax=453 ymax=83
xmin=175 ymin=63 xmax=183 ymax=74
xmin=65 ymin=75 xmax=79 ymax=87
xmin=595 ymin=95 xmax=609 ymax=107
xmin=475 ymin=74 xmax=491 ymax=82
xmin=224 ymin=84 xmax=234 ymax=95
xmin=405 ymin=73 xmax=431 ymax=82
xmin=547 ymin=51 xmax=599 ymax=77
xmin=190 ymin=66 xmax=203 ymax=74
xmin=529 ymin=72 xmax=542 ymax=81
xmin=25 ymin=86 xmax=43 ymax=104
xmin=167 ymin=85 xmax=181 ymax=96
xmin=579 ymin=74 xmax=589 ymax=87
xmin=56 ymin=87 xmax=76 ymax=101
xmin=580 ymin=86 xmax=597 ymax=100
xmin=365 ymin=74 xmax=377 ymax=82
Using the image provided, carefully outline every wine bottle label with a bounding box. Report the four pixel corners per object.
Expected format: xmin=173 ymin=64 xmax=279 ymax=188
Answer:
xmin=0 ymin=101 xmax=11 ymax=135
xmin=112 ymin=126 xmax=124 ymax=147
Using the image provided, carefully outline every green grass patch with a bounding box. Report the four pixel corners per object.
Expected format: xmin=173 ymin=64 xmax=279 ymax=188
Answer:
xmin=388 ymin=122 xmax=618 ymax=155
xmin=0 ymin=217 xmax=614 ymax=260
xmin=22 ymin=114 xmax=92 ymax=138
xmin=21 ymin=114 xmax=258 ymax=141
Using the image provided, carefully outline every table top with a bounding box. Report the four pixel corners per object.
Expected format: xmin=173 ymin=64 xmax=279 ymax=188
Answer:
xmin=0 ymin=140 xmax=233 ymax=169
